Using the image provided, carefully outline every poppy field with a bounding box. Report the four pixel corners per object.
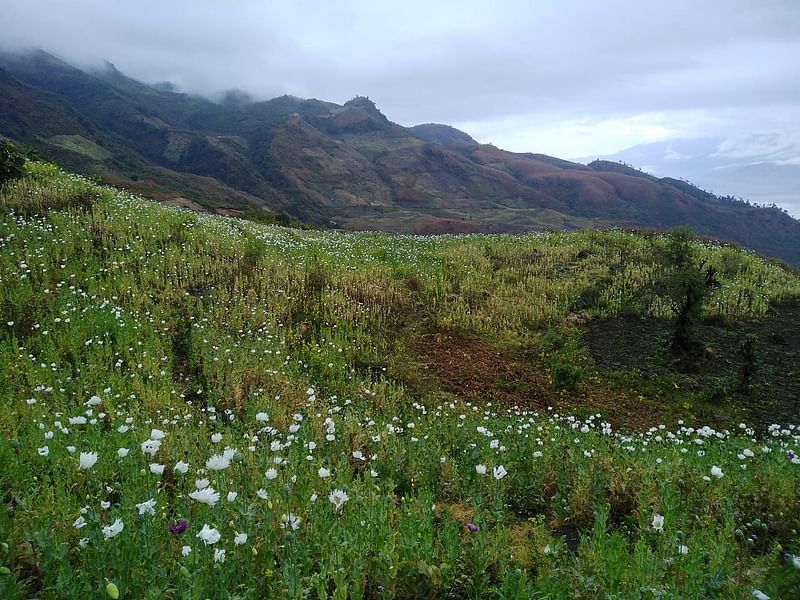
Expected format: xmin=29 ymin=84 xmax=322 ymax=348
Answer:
xmin=0 ymin=162 xmax=799 ymax=598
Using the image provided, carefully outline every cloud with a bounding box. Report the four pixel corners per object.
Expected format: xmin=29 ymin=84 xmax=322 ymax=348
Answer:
xmin=1 ymin=0 xmax=798 ymax=160
xmin=713 ymin=131 xmax=800 ymax=163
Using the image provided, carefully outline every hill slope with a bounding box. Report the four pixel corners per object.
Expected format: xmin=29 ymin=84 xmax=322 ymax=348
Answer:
xmin=1 ymin=50 xmax=799 ymax=264
xmin=579 ymin=137 xmax=800 ymax=218
xmin=1 ymin=165 xmax=799 ymax=598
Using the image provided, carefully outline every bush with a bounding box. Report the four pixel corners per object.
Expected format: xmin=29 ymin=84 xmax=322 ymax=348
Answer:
xmin=0 ymin=140 xmax=26 ymax=186
xmin=551 ymin=361 xmax=582 ymax=392
xmin=239 ymin=207 xmax=309 ymax=229
xmin=705 ymin=376 xmax=732 ymax=405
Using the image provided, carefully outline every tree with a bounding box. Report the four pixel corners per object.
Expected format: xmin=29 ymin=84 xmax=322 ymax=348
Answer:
xmin=664 ymin=228 xmax=716 ymax=362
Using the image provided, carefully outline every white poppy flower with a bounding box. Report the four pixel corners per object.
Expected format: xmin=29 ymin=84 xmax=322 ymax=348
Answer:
xmin=101 ymin=519 xmax=124 ymax=540
xmin=280 ymin=513 xmax=301 ymax=530
xmin=233 ymin=532 xmax=248 ymax=545
xmin=328 ymin=489 xmax=349 ymax=510
xmin=135 ymin=498 xmax=157 ymax=516
xmin=197 ymin=524 xmax=221 ymax=545
xmin=189 ymin=487 xmax=220 ymax=506
xmin=652 ymin=514 xmax=665 ymax=532
xmin=79 ymin=451 xmax=98 ymax=470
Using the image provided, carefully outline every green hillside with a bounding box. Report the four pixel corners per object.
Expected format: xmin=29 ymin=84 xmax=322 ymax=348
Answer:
xmin=2 ymin=50 xmax=799 ymax=265
xmin=0 ymin=163 xmax=799 ymax=598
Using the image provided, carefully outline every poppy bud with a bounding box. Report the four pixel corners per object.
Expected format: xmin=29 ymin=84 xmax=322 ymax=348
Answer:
xmin=105 ymin=582 xmax=120 ymax=599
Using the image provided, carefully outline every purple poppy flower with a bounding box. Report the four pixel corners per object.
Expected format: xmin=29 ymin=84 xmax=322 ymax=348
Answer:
xmin=467 ymin=522 xmax=479 ymax=532
xmin=169 ymin=519 xmax=189 ymax=536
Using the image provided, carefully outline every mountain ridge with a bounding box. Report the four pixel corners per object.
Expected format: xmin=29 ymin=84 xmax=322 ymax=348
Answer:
xmin=1 ymin=49 xmax=798 ymax=264
xmin=578 ymin=137 xmax=800 ymax=218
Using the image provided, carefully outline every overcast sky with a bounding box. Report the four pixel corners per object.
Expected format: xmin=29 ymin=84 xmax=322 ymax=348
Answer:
xmin=2 ymin=0 xmax=799 ymax=163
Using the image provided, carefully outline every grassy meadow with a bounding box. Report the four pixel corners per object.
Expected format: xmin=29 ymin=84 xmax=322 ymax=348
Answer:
xmin=0 ymin=162 xmax=799 ymax=598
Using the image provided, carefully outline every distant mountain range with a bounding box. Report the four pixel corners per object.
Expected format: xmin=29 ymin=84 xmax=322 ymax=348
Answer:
xmin=1 ymin=49 xmax=799 ymax=264
xmin=578 ymin=136 xmax=800 ymax=219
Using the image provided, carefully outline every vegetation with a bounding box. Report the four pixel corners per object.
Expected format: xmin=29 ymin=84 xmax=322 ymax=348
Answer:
xmin=238 ymin=207 xmax=310 ymax=229
xmin=664 ymin=227 xmax=715 ymax=361
xmin=2 ymin=51 xmax=800 ymax=265
xmin=47 ymin=135 xmax=112 ymax=161
xmin=0 ymin=163 xmax=799 ymax=598
xmin=0 ymin=140 xmax=25 ymax=186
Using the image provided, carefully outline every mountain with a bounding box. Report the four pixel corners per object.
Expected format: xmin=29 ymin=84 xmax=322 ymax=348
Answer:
xmin=1 ymin=50 xmax=799 ymax=264
xmin=578 ymin=137 xmax=800 ymax=219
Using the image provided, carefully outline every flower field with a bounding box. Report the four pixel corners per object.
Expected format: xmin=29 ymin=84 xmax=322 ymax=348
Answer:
xmin=0 ymin=163 xmax=799 ymax=598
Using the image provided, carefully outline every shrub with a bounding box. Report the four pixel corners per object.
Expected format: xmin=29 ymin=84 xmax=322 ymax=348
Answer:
xmin=551 ymin=361 xmax=582 ymax=392
xmin=738 ymin=333 xmax=759 ymax=391
xmin=0 ymin=140 xmax=26 ymax=186
xmin=706 ymin=376 xmax=732 ymax=405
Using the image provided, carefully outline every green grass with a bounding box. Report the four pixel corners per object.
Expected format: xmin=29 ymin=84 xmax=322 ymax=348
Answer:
xmin=47 ymin=135 xmax=112 ymax=161
xmin=0 ymin=163 xmax=798 ymax=598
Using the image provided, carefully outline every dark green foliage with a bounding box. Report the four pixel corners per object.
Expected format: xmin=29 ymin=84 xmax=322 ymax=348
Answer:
xmin=705 ymin=376 xmax=732 ymax=405
xmin=25 ymin=148 xmax=47 ymax=162
xmin=239 ymin=207 xmax=307 ymax=229
xmin=738 ymin=333 xmax=759 ymax=391
xmin=551 ymin=361 xmax=582 ymax=392
xmin=665 ymin=228 xmax=716 ymax=361
xmin=0 ymin=140 xmax=25 ymax=185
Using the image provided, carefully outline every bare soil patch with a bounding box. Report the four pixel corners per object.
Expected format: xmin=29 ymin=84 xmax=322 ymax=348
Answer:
xmin=404 ymin=329 xmax=660 ymax=428
xmin=582 ymin=300 xmax=800 ymax=426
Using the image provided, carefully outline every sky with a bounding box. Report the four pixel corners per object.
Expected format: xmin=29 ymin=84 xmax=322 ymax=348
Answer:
xmin=1 ymin=0 xmax=799 ymax=174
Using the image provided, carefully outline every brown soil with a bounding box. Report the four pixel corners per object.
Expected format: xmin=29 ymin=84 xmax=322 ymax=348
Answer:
xmin=411 ymin=330 xmax=554 ymax=405
xmin=406 ymin=329 xmax=659 ymax=428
